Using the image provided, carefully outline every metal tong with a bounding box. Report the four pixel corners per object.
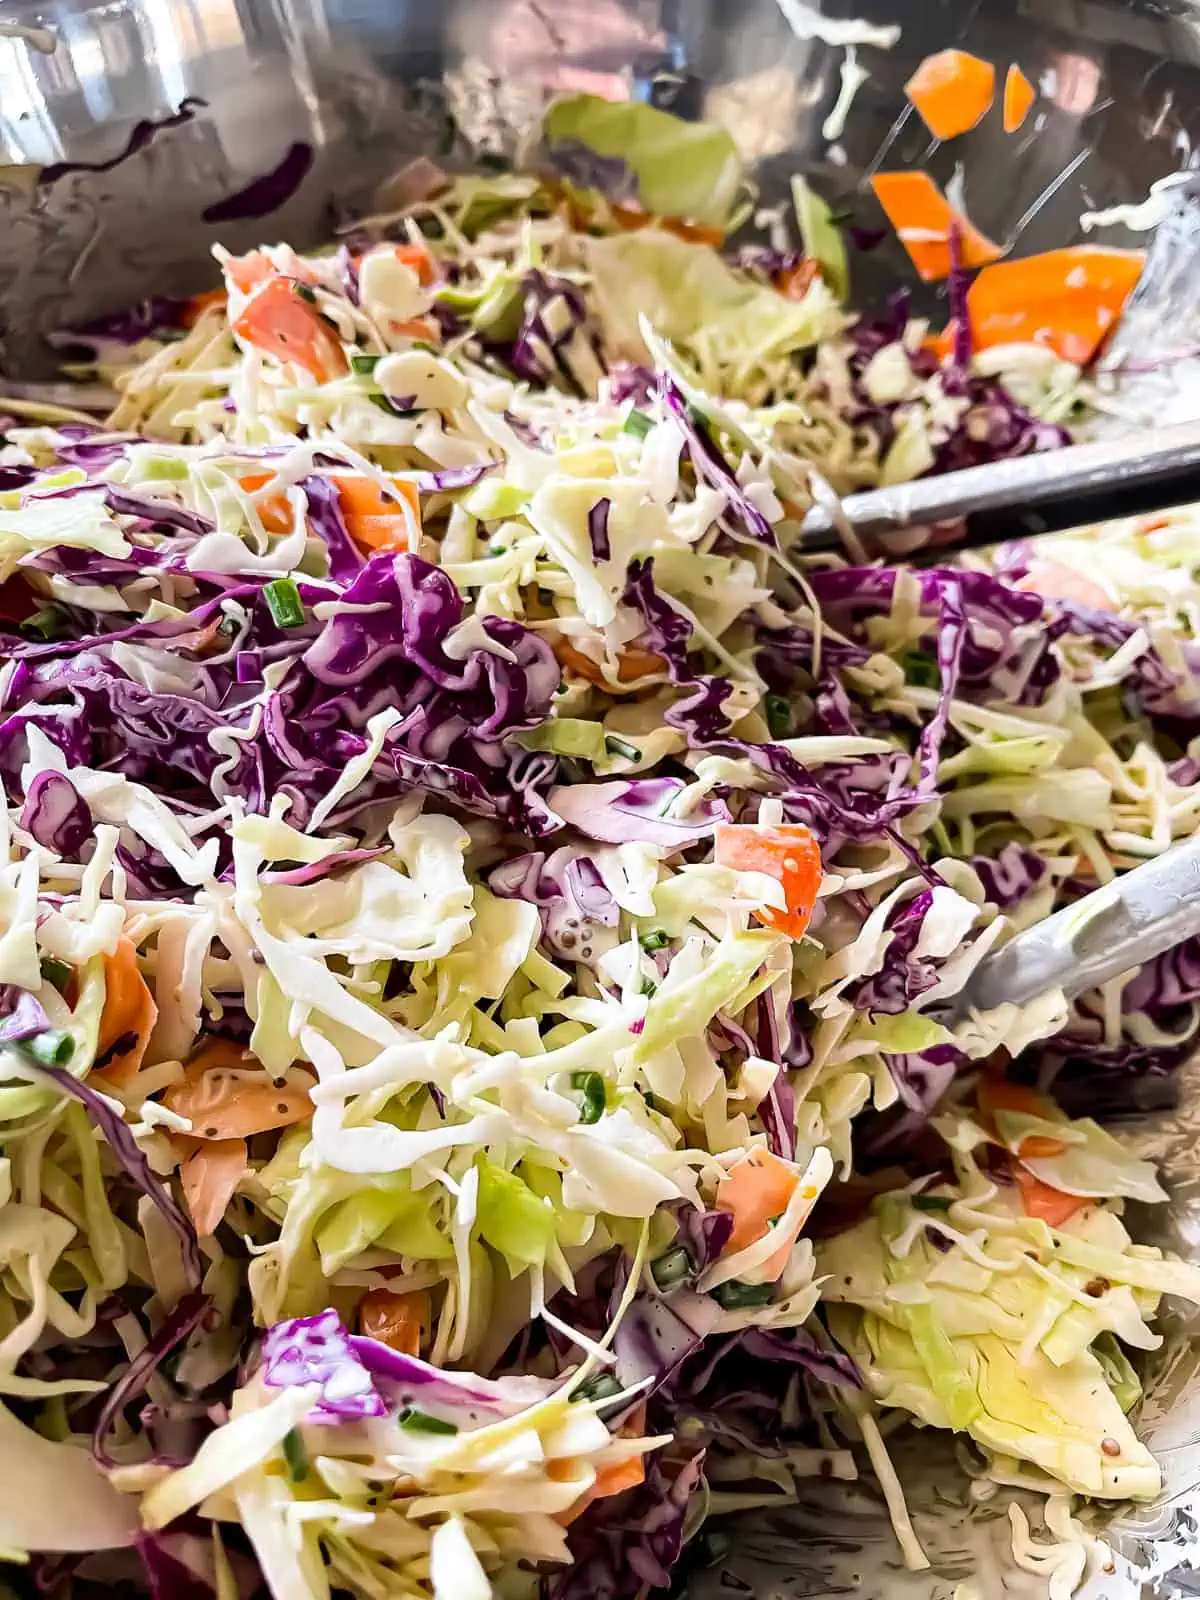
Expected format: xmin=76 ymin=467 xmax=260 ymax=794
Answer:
xmin=798 ymin=417 xmax=1200 ymax=557
xmin=943 ymin=836 xmax=1200 ymax=1024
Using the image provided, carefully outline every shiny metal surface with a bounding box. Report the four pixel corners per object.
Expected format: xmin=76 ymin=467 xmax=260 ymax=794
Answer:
xmin=1 ymin=0 xmax=1200 ymax=373
xmin=798 ymin=417 xmax=1200 ymax=553
xmin=4 ymin=2 xmax=1200 ymax=1596
xmin=953 ymin=834 xmax=1200 ymax=1020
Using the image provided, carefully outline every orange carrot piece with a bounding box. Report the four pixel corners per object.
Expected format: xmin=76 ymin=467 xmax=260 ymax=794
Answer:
xmin=976 ymin=1075 xmax=1067 ymax=1158
xmin=222 ymin=252 xmax=277 ymax=296
xmin=231 ymin=277 xmax=348 ymax=384
xmin=163 ymin=1044 xmax=313 ymax=1139
xmin=390 ymin=243 xmax=436 ymax=286
xmin=714 ymin=822 xmax=823 ymax=940
xmin=179 ymin=1138 xmax=248 ymax=1237
xmin=238 ymin=472 xmax=294 ymax=535
xmin=358 ymin=1288 xmax=429 ymax=1355
xmin=716 ymin=1148 xmax=801 ymax=1281
xmin=552 ymin=1403 xmax=649 ymax=1524
xmin=553 ymin=638 xmax=668 ymax=688
xmin=96 ymin=939 xmax=157 ymax=1084
xmin=905 ymin=49 xmax=996 ymax=140
xmin=775 ymin=260 xmax=821 ymax=300
xmin=179 ymin=287 xmax=228 ymax=328
xmin=1003 ymin=64 xmax=1036 ymax=133
xmin=870 ymin=171 xmax=1004 ymax=282
xmin=1016 ymin=1167 xmax=1088 ymax=1228
xmin=331 ymin=474 xmax=421 ymax=553
xmin=966 ymin=246 xmax=1143 ymax=365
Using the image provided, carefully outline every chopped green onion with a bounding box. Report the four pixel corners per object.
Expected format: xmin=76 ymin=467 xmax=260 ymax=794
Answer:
xmin=20 ymin=607 xmax=65 ymax=642
xmin=295 ymin=283 xmax=318 ymax=304
xmin=264 ymin=578 xmax=306 ymax=630
xmin=351 ymin=353 xmax=380 ymax=375
xmin=572 ymin=1372 xmax=623 ymax=1405
xmin=912 ymin=1194 xmax=951 ymax=1214
xmin=39 ymin=957 xmax=72 ymax=993
xmin=764 ymin=693 xmax=792 ymax=739
xmin=901 ymin=650 xmax=941 ymax=690
xmin=651 ymin=1246 xmax=693 ymax=1291
xmin=570 ymin=1070 xmax=606 ymax=1125
xmin=640 ymin=977 xmax=658 ymax=998
xmin=604 ymin=735 xmax=640 ymax=763
xmin=22 ymin=1030 xmax=74 ymax=1068
xmin=398 ymin=1407 xmax=458 ymax=1435
xmin=640 ymin=930 xmax=668 ymax=952
xmin=712 ymin=1280 xmax=775 ymax=1310
xmin=623 ymin=408 xmax=653 ymax=439
xmin=281 ymin=1427 xmax=309 ymax=1481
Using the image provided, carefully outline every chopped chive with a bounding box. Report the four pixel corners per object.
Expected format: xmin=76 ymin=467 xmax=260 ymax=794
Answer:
xmin=622 ymin=408 xmax=653 ymax=439
xmin=281 ymin=1427 xmax=309 ymax=1481
xmin=651 ymin=1246 xmax=693 ymax=1291
xmin=570 ymin=1070 xmax=606 ymax=1125
xmin=712 ymin=1280 xmax=775 ymax=1310
xmin=901 ymin=649 xmax=940 ymax=690
xmin=604 ymin=735 xmax=640 ymax=763
xmin=398 ymin=1407 xmax=458 ymax=1435
xmin=264 ymin=577 xmax=306 ymax=630
xmin=639 ymin=930 xmax=668 ymax=952
xmin=20 ymin=607 xmax=65 ymax=642
xmin=39 ymin=957 xmax=72 ymax=993
xmin=22 ymin=1029 xmax=74 ymax=1068
xmin=764 ymin=693 xmax=792 ymax=739
xmin=572 ymin=1372 xmax=623 ymax=1405
xmin=351 ymin=353 xmax=380 ymax=375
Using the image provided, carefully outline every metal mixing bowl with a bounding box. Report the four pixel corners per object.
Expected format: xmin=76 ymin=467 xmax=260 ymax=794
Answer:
xmin=3 ymin=2 xmax=1200 ymax=1595
xmin=1 ymin=0 xmax=1197 ymax=371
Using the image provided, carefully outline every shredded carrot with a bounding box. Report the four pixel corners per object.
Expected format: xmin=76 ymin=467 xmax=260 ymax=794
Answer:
xmin=713 ymin=822 xmax=823 ymax=940
xmin=870 ymin=171 xmax=1004 ymax=282
xmin=237 ymin=472 xmax=294 ymax=535
xmin=389 ymin=316 xmax=439 ymax=342
xmin=905 ymin=49 xmax=996 ymax=140
xmin=966 ymin=246 xmax=1143 ymax=365
xmin=179 ymin=1137 xmax=248 ymax=1237
xmin=1016 ymin=560 xmax=1114 ymax=611
xmin=611 ymin=201 xmax=725 ymax=247
xmin=358 ymin=1287 xmax=429 ymax=1355
xmin=231 ymin=277 xmax=348 ymax=384
xmin=179 ymin=287 xmax=228 ymax=328
xmin=96 ymin=939 xmax=157 ymax=1084
xmin=222 ymin=251 xmax=277 ymax=296
xmin=163 ymin=1044 xmax=313 ymax=1139
xmin=1016 ymin=1167 xmax=1088 ymax=1227
xmin=388 ymin=243 xmax=436 ymax=287
xmin=552 ymin=1403 xmax=649 ymax=1524
xmin=1003 ymin=64 xmax=1036 ymax=133
xmin=716 ymin=1148 xmax=802 ymax=1281
xmin=976 ymin=1075 xmax=1067 ymax=1158
xmin=331 ymin=474 xmax=421 ymax=553
xmin=775 ymin=260 xmax=821 ymax=300
xmin=553 ymin=637 xmax=668 ymax=688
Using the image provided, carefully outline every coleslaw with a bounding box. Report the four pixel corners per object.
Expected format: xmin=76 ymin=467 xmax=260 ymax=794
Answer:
xmin=0 ymin=93 xmax=1194 ymax=1600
